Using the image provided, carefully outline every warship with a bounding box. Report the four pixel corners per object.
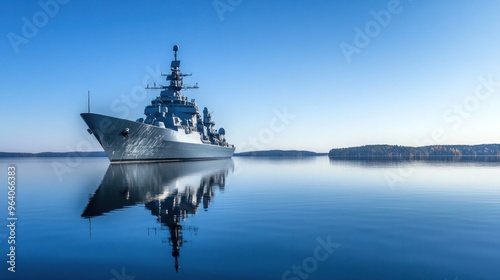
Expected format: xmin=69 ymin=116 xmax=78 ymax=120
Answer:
xmin=81 ymin=45 xmax=235 ymax=162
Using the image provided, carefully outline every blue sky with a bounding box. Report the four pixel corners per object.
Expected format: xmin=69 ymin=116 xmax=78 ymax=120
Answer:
xmin=1 ymin=0 xmax=500 ymax=153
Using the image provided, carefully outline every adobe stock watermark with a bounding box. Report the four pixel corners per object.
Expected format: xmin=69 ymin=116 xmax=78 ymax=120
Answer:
xmin=385 ymin=74 xmax=500 ymax=189
xmin=237 ymin=107 xmax=296 ymax=152
xmin=232 ymin=106 xmax=295 ymax=176
xmin=110 ymin=64 xmax=163 ymax=119
xmin=6 ymin=165 xmax=17 ymax=273
xmin=282 ymin=235 xmax=340 ymax=280
xmin=7 ymin=0 xmax=70 ymax=54
xmin=213 ymin=0 xmax=243 ymax=21
xmin=110 ymin=267 xmax=135 ymax=280
xmin=339 ymin=0 xmax=405 ymax=64
xmin=51 ymin=64 xmax=163 ymax=182
xmin=384 ymin=162 xmax=415 ymax=191
xmin=51 ymin=129 xmax=102 ymax=182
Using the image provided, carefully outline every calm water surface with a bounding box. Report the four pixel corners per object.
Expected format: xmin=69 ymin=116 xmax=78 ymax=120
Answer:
xmin=0 ymin=157 xmax=499 ymax=279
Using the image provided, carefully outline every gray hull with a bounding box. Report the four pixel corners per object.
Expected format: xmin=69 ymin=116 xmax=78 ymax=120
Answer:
xmin=81 ymin=113 xmax=235 ymax=162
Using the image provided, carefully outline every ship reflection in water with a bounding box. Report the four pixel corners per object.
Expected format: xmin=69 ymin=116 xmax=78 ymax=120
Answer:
xmin=81 ymin=159 xmax=234 ymax=272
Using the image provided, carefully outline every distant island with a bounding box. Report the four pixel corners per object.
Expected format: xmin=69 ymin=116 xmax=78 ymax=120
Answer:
xmin=2 ymin=144 xmax=500 ymax=160
xmin=0 ymin=150 xmax=325 ymax=158
xmin=328 ymin=144 xmax=500 ymax=160
xmin=235 ymin=150 xmax=327 ymax=157
xmin=0 ymin=151 xmax=106 ymax=158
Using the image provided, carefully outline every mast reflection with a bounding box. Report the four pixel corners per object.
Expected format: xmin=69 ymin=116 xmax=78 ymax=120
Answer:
xmin=81 ymin=159 xmax=234 ymax=271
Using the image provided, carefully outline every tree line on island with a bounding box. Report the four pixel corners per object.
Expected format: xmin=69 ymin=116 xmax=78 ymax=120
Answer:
xmin=235 ymin=144 xmax=500 ymax=159
xmin=235 ymin=150 xmax=325 ymax=157
xmin=328 ymin=144 xmax=500 ymax=160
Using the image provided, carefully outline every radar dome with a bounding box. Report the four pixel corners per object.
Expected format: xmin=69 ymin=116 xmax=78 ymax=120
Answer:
xmin=173 ymin=45 xmax=179 ymax=52
xmin=218 ymin=128 xmax=226 ymax=135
